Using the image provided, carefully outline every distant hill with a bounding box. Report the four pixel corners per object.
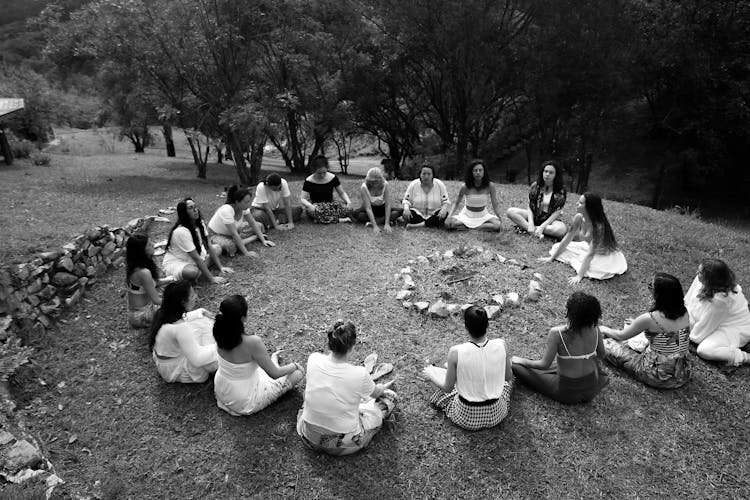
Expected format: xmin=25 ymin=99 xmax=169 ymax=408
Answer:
xmin=0 ymin=0 xmax=88 ymax=26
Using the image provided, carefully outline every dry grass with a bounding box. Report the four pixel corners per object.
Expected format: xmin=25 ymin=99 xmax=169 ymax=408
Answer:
xmin=2 ymin=148 xmax=750 ymax=499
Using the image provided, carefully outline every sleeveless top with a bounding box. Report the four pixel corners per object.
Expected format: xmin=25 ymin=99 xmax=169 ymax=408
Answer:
xmin=557 ymin=328 xmax=599 ymax=360
xmin=464 ymin=193 xmax=488 ymax=209
xmin=362 ymin=183 xmax=385 ymax=206
xmin=454 ymin=339 xmax=507 ymax=401
xmin=645 ymin=312 xmax=689 ymax=356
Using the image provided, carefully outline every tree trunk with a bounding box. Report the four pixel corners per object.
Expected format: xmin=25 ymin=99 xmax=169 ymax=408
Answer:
xmin=195 ymin=145 xmax=209 ymax=179
xmin=186 ymin=136 xmax=201 ymax=165
xmin=0 ymin=129 xmax=13 ymax=165
xmin=248 ymin=138 xmax=265 ymax=184
xmin=227 ymin=132 xmax=253 ymax=185
xmin=162 ymin=124 xmax=175 ymax=157
xmin=652 ymin=159 xmax=668 ymax=209
xmin=286 ymin=110 xmax=305 ymax=173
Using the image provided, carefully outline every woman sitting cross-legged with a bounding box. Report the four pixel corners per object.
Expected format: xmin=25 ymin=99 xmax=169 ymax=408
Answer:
xmin=149 ymin=280 xmax=218 ymax=383
xmin=250 ymin=173 xmax=302 ymax=232
xmin=300 ymin=155 xmax=353 ymax=224
xmin=445 ymin=159 xmax=502 ymax=231
xmin=539 ymin=192 xmax=627 ymax=284
xmin=506 ymin=160 xmax=568 ymax=239
xmin=126 ymin=233 xmax=171 ymax=328
xmin=350 ymin=167 xmax=403 ymax=234
xmin=401 ymin=163 xmax=451 ymax=228
xmin=212 ymin=295 xmax=305 ymax=416
xmin=296 ymin=320 xmax=397 ymax=456
xmin=162 ymin=198 xmax=231 ymax=284
xmin=423 ymin=306 xmax=514 ymax=431
xmin=512 ymin=292 xmax=609 ymax=404
xmin=599 ymin=272 xmax=691 ymax=389
xmin=207 ymin=185 xmax=274 ymax=257
xmin=684 ymin=258 xmax=750 ymax=366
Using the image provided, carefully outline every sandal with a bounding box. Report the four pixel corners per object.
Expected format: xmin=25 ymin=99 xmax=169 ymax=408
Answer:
xmin=371 ymin=362 xmax=394 ymax=381
xmin=364 ymin=353 xmax=378 ymax=373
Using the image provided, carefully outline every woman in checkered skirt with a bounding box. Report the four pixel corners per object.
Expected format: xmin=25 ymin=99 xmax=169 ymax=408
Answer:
xmin=423 ymin=306 xmax=514 ymax=431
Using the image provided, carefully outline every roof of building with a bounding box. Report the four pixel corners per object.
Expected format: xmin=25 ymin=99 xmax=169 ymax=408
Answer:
xmin=0 ymin=98 xmax=25 ymax=118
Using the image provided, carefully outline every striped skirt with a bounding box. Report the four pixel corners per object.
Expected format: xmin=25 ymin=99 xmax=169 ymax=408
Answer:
xmin=429 ymin=380 xmax=513 ymax=431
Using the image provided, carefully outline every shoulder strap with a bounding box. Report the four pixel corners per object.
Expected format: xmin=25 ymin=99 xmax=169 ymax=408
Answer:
xmin=558 ymin=328 xmax=572 ymax=356
xmin=648 ymin=312 xmax=668 ymax=333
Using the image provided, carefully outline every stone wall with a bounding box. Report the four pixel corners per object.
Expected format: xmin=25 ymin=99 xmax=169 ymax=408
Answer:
xmin=0 ymin=217 xmax=153 ymax=338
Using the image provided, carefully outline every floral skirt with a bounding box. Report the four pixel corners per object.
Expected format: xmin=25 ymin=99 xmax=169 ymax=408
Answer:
xmin=604 ymin=339 xmax=690 ymax=389
xmin=308 ymin=202 xmax=349 ymax=224
xmin=429 ymin=380 xmax=513 ymax=431
xmin=128 ymin=303 xmax=159 ymax=329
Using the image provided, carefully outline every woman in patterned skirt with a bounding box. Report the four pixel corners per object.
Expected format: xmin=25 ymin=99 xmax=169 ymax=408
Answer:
xmin=423 ymin=306 xmax=513 ymax=431
xmin=600 ymin=273 xmax=691 ymax=389
xmin=300 ymin=155 xmax=353 ymax=224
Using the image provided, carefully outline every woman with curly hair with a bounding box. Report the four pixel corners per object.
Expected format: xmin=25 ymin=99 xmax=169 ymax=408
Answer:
xmin=512 ymin=292 xmax=609 ymax=404
xmin=539 ymin=192 xmax=627 ymax=284
xmin=296 ymin=320 xmax=397 ymax=455
xmin=685 ymin=259 xmax=750 ymax=366
xmin=212 ymin=295 xmax=305 ymax=415
xmin=162 ymin=198 xmax=231 ymax=284
xmin=600 ymin=273 xmax=691 ymax=388
xmin=506 ymin=160 xmax=567 ymax=239
xmin=445 ymin=159 xmax=503 ymax=231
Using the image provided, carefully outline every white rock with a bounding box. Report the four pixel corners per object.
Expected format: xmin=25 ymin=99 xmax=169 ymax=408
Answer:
xmin=484 ymin=305 xmax=502 ymax=319
xmin=447 ymin=304 xmax=462 ymax=315
xmin=402 ymin=301 xmax=413 ymax=309
xmin=395 ymin=290 xmax=413 ymax=300
xmin=492 ymin=295 xmax=505 ymax=306
xmin=158 ymin=208 xmax=175 ymax=215
xmin=427 ymin=252 xmax=440 ymax=261
xmin=416 ymin=255 xmax=429 ymax=265
xmin=529 ymin=280 xmax=543 ymax=292
xmin=429 ymin=300 xmax=449 ymax=318
xmin=495 ymin=253 xmax=507 ymax=263
xmin=533 ymin=272 xmax=544 ymax=282
xmin=400 ymin=267 xmax=413 ymax=275
xmin=154 ymin=239 xmax=168 ymax=248
xmin=415 ymin=301 xmax=430 ymax=312
xmin=403 ymin=275 xmax=416 ymax=290
xmin=461 ymin=303 xmax=473 ymax=311
xmin=407 ymin=259 xmax=416 ymax=265
xmin=476 ymin=246 xmax=484 ymax=253
xmin=443 ymin=250 xmax=454 ymax=258
xmin=152 ymin=216 xmax=171 ymax=223
xmin=506 ymin=292 xmax=520 ymax=306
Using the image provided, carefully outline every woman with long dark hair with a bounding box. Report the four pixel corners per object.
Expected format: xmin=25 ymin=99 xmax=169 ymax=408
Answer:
xmin=212 ymin=295 xmax=305 ymax=415
xmin=300 ymin=155 xmax=353 ymax=224
xmin=685 ymin=259 xmax=750 ymax=366
xmin=149 ymin=280 xmax=218 ymax=383
xmin=539 ymin=192 xmax=627 ymax=283
xmin=162 ymin=198 xmax=231 ymax=284
xmin=600 ymin=273 xmax=691 ymax=388
xmin=208 ymin=185 xmax=273 ymax=257
xmin=126 ymin=233 xmax=169 ymax=328
xmin=506 ymin=160 xmax=568 ymax=239
xmin=512 ymin=292 xmax=609 ymax=404
xmin=445 ymin=159 xmax=502 ymax=231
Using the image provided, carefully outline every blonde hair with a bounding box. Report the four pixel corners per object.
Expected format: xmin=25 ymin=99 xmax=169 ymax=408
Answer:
xmin=365 ymin=167 xmax=386 ymax=194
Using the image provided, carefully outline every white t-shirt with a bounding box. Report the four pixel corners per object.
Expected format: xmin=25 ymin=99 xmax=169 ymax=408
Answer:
xmin=252 ymin=180 xmax=291 ymax=211
xmin=207 ymin=204 xmax=247 ymax=235
xmin=300 ymin=352 xmax=375 ymax=433
xmin=163 ymin=225 xmax=207 ymax=264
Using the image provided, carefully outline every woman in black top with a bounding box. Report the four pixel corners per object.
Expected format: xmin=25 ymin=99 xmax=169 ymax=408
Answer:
xmin=300 ymin=155 xmax=353 ymax=223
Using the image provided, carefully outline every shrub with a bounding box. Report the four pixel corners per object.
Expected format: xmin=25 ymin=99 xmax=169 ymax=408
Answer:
xmin=30 ymin=152 xmax=51 ymax=166
xmin=9 ymin=138 xmax=34 ymax=158
xmin=0 ymin=335 xmax=33 ymax=383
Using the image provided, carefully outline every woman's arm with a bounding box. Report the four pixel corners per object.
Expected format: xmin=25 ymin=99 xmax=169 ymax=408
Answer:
xmin=242 ymin=210 xmax=273 ymax=247
xmin=259 ymin=201 xmax=280 ymax=231
xmin=300 ymin=189 xmax=315 ymax=212
xmin=600 ymin=313 xmax=651 ymax=341
xmin=542 ymin=213 xmax=581 ymax=263
xmin=511 ymin=328 xmax=559 ymax=369
xmin=489 ymin=182 xmax=502 ymax=217
xmin=186 ymin=249 xmax=220 ymax=283
xmin=360 ymin=185 xmax=380 ymax=233
xmin=423 ymin=348 xmax=458 ymax=392
xmin=135 ymin=269 xmax=162 ymax=305
xmin=174 ymin=324 xmax=217 ymax=368
xmin=383 ymin=184 xmax=393 ymax=232
xmin=334 ymin=184 xmax=353 ymax=209
xmin=448 ymin=187 xmax=466 ymax=217
xmin=282 ymin=195 xmax=294 ymax=229
xmin=438 ymin=181 xmax=451 ymax=217
xmin=689 ymin=299 xmax=729 ymax=344
xmin=246 ymin=336 xmax=300 ymax=379
xmin=537 ymin=209 xmax=563 ymax=235
xmin=223 ymin=220 xmax=254 ymax=257
xmin=569 ymin=244 xmax=596 ymax=284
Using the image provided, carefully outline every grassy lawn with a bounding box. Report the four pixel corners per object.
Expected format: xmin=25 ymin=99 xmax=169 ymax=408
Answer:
xmin=1 ymin=149 xmax=750 ymax=499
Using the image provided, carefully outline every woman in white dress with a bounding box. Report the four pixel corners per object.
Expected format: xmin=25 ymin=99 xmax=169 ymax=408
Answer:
xmin=149 ymin=280 xmax=218 ymax=383
xmin=539 ymin=192 xmax=627 ymax=284
xmin=685 ymin=259 xmax=750 ymax=366
xmin=445 ymin=159 xmax=502 ymax=232
xmin=212 ymin=295 xmax=305 ymax=415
